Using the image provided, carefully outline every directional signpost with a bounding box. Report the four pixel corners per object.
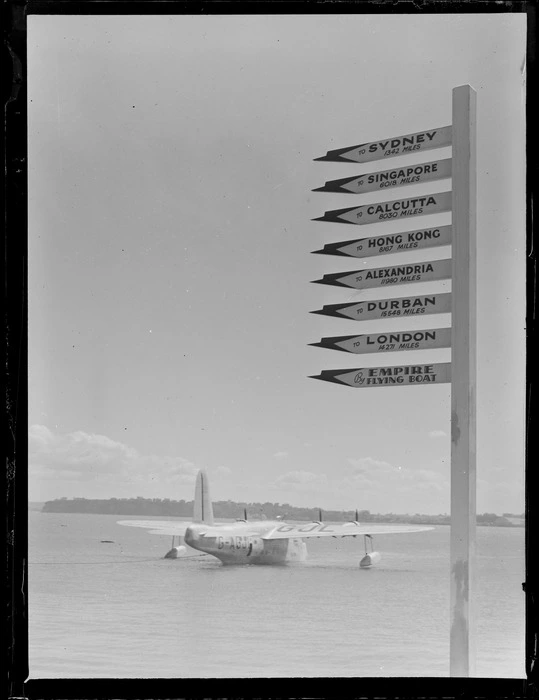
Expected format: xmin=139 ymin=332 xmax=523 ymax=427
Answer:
xmin=314 ymin=125 xmax=452 ymax=163
xmin=313 ymin=158 xmax=451 ymax=194
xmin=449 ymin=85 xmax=477 ymax=678
xmin=309 ymin=86 xmax=477 ymax=677
xmin=311 ymin=293 xmax=452 ymax=322
xmin=312 ymin=258 xmax=451 ymax=291
xmin=312 ymin=226 xmax=452 ymax=259
xmin=310 ymin=363 xmax=451 ymax=388
xmin=313 ymin=191 xmax=452 ymax=225
xmin=310 ymin=328 xmax=451 ymax=355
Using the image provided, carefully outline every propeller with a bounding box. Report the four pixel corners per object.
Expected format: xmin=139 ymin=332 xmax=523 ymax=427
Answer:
xmin=318 ymin=507 xmax=323 ymax=522
xmin=235 ymin=507 xmax=248 ymax=522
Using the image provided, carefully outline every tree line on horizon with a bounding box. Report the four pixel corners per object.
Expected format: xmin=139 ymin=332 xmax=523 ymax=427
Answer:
xmin=40 ymin=496 xmax=518 ymax=526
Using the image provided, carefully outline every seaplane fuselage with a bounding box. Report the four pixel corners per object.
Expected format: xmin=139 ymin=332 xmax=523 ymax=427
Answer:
xmin=184 ymin=522 xmax=307 ymax=565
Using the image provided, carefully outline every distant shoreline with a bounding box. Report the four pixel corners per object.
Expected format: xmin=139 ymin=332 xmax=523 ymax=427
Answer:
xmin=36 ymin=498 xmax=523 ymax=527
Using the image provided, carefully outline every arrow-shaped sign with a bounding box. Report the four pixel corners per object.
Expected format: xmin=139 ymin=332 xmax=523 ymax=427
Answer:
xmin=314 ymin=126 xmax=452 ymax=164
xmin=311 ymin=226 xmax=452 ymax=259
xmin=312 ymin=258 xmax=451 ymax=291
xmin=310 ymin=328 xmax=451 ymax=355
xmin=310 ymin=293 xmax=452 ymax=322
xmin=313 ymin=191 xmax=452 ymax=226
xmin=313 ymin=158 xmax=451 ymax=195
xmin=310 ymin=363 xmax=451 ymax=388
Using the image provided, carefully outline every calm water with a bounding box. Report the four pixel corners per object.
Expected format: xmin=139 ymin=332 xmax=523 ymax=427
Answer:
xmin=28 ymin=511 xmax=525 ymax=678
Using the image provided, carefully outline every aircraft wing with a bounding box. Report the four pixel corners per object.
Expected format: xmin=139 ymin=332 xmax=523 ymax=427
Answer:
xmin=117 ymin=520 xmax=189 ymax=536
xmin=262 ymin=522 xmax=433 ymax=540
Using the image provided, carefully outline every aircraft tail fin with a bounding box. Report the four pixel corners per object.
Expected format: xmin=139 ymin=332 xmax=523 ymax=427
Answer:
xmin=193 ymin=470 xmax=214 ymax=525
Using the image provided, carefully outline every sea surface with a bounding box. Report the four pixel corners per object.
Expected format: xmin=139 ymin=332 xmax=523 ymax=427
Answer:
xmin=28 ymin=511 xmax=525 ymax=679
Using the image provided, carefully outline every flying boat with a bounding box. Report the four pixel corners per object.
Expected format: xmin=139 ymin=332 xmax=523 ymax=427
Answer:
xmin=118 ymin=470 xmax=432 ymax=568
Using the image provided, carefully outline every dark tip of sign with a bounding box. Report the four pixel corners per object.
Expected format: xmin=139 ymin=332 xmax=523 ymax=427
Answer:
xmin=310 ymin=279 xmax=324 ymax=285
xmin=313 ymin=156 xmax=328 ymax=162
xmin=310 ymin=249 xmax=325 ymax=255
xmin=311 ymin=216 xmax=327 ymax=222
xmin=311 ymin=186 xmax=327 ymax=192
xmin=307 ymin=342 xmax=322 ymax=348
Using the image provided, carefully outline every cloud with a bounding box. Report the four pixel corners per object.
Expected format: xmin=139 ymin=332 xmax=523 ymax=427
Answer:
xmin=273 ymin=470 xmax=328 ymax=492
xmin=215 ymin=465 xmax=232 ymax=476
xmin=345 ymin=456 xmax=448 ymax=500
xmin=28 ymin=424 xmax=198 ymax=492
xmin=273 ymin=451 xmax=289 ymax=459
xmin=429 ymin=430 xmax=448 ymax=438
xmin=347 ymin=456 xmax=395 ymax=475
xmin=268 ymin=459 xmax=449 ymax=513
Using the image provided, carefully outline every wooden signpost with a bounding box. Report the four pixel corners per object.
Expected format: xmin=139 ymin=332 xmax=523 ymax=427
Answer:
xmin=313 ymin=158 xmax=451 ymax=195
xmin=310 ymin=328 xmax=452 ymax=355
xmin=314 ymin=125 xmax=452 ymax=163
xmin=310 ymin=85 xmax=477 ymax=677
xmin=310 ymin=363 xmax=451 ymax=388
xmin=312 ymin=226 xmax=452 ymax=259
xmin=312 ymin=259 xmax=451 ymax=291
xmin=311 ymin=293 xmax=452 ymax=322
xmin=313 ymin=191 xmax=452 ymax=225
xmin=449 ymin=84 xmax=476 ymax=678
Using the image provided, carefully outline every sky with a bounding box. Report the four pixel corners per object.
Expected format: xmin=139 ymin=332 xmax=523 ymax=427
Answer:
xmin=27 ymin=12 xmax=526 ymax=515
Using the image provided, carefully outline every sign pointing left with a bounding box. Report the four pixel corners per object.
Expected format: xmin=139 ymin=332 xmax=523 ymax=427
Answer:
xmin=312 ymin=259 xmax=451 ymax=290
xmin=313 ymin=158 xmax=451 ymax=195
xmin=310 ymin=328 xmax=451 ymax=355
xmin=313 ymin=192 xmax=452 ymax=226
xmin=310 ymin=363 xmax=451 ymax=388
xmin=314 ymin=126 xmax=452 ymax=164
xmin=312 ymin=226 xmax=452 ymax=259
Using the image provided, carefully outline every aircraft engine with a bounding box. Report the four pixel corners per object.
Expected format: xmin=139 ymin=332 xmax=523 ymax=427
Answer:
xmin=359 ymin=551 xmax=381 ymax=568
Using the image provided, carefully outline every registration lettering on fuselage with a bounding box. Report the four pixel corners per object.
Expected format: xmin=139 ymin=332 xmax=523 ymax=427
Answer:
xmin=217 ymin=535 xmax=255 ymax=550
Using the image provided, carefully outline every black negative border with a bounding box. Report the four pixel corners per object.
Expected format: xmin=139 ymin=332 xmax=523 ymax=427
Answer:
xmin=5 ymin=1 xmax=536 ymax=699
